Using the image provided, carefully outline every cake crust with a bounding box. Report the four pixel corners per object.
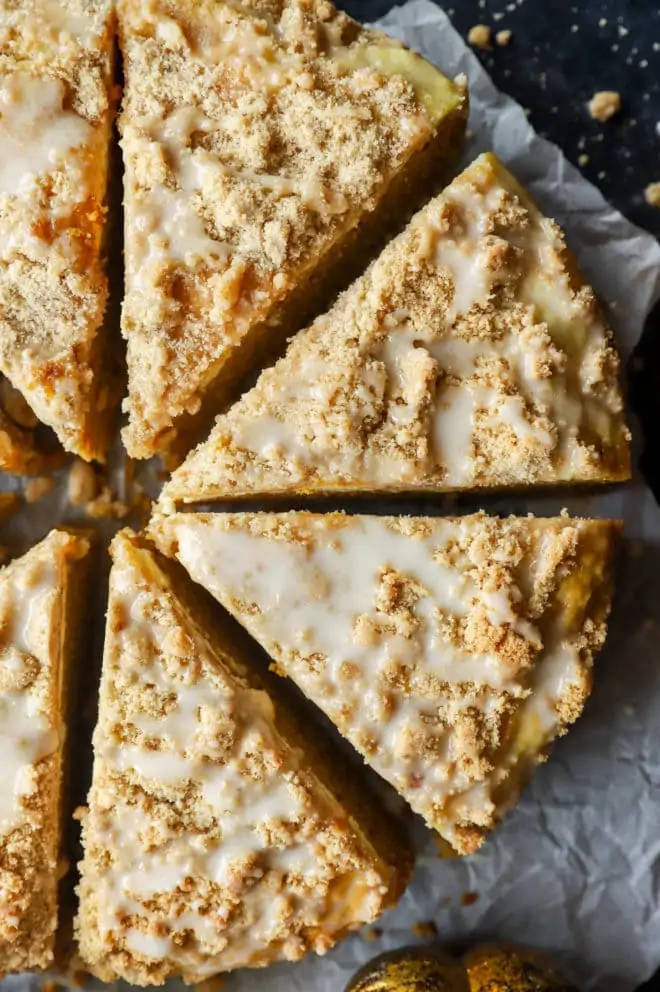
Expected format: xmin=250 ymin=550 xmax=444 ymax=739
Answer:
xmin=117 ymin=0 xmax=466 ymax=460
xmin=0 ymin=0 xmax=117 ymax=464
xmin=150 ymin=510 xmax=620 ymax=855
xmin=76 ymin=530 xmax=409 ymax=986
xmin=163 ymin=152 xmax=630 ymax=503
xmin=0 ymin=529 xmax=90 ymax=977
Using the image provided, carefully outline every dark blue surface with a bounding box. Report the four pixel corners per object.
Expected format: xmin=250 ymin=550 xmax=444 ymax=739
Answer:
xmin=340 ymin=0 xmax=660 ymax=239
xmin=337 ymin=3 xmax=660 ymax=991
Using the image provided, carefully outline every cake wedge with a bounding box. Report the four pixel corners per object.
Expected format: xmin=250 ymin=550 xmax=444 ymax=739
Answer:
xmin=0 ymin=529 xmax=91 ymax=977
xmin=117 ymin=0 xmax=467 ymax=462
xmin=150 ymin=511 xmax=620 ymax=855
xmin=0 ymin=0 xmax=117 ymax=465
xmin=163 ymin=152 xmax=630 ymax=504
xmin=75 ymin=530 xmax=410 ymax=985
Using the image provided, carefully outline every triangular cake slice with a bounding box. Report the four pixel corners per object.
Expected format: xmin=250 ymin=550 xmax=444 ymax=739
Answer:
xmin=151 ymin=511 xmax=619 ymax=855
xmin=117 ymin=0 xmax=467 ymax=461
xmin=0 ymin=0 xmax=117 ymax=464
xmin=163 ymin=153 xmax=630 ymax=503
xmin=76 ymin=530 xmax=410 ymax=985
xmin=0 ymin=529 xmax=91 ymax=977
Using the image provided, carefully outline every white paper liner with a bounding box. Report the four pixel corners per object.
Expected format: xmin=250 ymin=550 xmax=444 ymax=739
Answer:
xmin=3 ymin=3 xmax=660 ymax=990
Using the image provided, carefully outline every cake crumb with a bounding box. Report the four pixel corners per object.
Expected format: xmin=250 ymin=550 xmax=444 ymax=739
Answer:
xmin=0 ymin=492 xmax=21 ymax=517
xmin=496 ymin=29 xmax=512 ymax=46
xmin=411 ymin=920 xmax=439 ymax=938
xmin=461 ymin=891 xmax=480 ymax=906
xmin=644 ymin=182 xmax=660 ymax=208
xmin=193 ymin=978 xmax=225 ymax=992
xmin=41 ymin=980 xmax=61 ymax=992
xmin=578 ymin=154 xmax=590 ymax=166
xmin=468 ymin=24 xmax=492 ymax=49
xmin=85 ymin=487 xmax=129 ymax=520
xmin=68 ymin=459 xmax=99 ymax=507
xmin=24 ymin=476 xmax=56 ymax=503
xmin=363 ymin=927 xmax=383 ymax=943
xmin=588 ymin=91 xmax=622 ymax=122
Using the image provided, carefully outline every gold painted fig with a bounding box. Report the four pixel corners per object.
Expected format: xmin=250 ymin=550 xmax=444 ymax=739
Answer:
xmin=464 ymin=944 xmax=579 ymax=992
xmin=345 ymin=946 xmax=469 ymax=992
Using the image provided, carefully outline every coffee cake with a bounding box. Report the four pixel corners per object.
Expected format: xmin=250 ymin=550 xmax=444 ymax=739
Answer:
xmin=117 ymin=0 xmax=467 ymax=462
xmin=76 ymin=530 xmax=410 ymax=984
xmin=151 ymin=510 xmax=619 ymax=855
xmin=163 ymin=153 xmax=630 ymax=503
xmin=0 ymin=0 xmax=117 ymax=466
xmin=0 ymin=529 xmax=90 ymax=977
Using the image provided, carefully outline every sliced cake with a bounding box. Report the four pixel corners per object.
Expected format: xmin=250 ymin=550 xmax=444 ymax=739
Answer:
xmin=0 ymin=0 xmax=117 ymax=465
xmin=76 ymin=530 xmax=410 ymax=985
xmin=0 ymin=529 xmax=90 ymax=977
xmin=117 ymin=0 xmax=467 ymax=461
xmin=150 ymin=511 xmax=620 ymax=855
xmin=163 ymin=152 xmax=630 ymax=503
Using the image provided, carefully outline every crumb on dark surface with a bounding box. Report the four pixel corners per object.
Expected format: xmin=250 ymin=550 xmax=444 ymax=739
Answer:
xmin=468 ymin=23 xmax=492 ymax=49
xmin=588 ymin=90 xmax=622 ymax=121
xmin=461 ymin=891 xmax=480 ymax=906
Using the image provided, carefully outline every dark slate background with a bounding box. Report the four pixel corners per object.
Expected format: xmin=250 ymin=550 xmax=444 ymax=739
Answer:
xmin=337 ymin=2 xmax=660 ymax=990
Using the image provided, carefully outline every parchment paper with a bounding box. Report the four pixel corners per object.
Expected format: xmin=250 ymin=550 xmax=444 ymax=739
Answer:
xmin=4 ymin=3 xmax=660 ymax=991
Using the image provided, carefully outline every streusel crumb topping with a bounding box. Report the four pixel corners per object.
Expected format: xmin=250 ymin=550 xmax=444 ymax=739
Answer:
xmin=76 ymin=531 xmax=398 ymax=985
xmin=117 ymin=0 xmax=464 ymax=457
xmin=150 ymin=511 xmax=618 ymax=854
xmin=164 ymin=152 xmax=629 ymax=503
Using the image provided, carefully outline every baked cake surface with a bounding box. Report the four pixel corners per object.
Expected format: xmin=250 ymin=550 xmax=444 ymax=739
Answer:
xmin=151 ymin=510 xmax=619 ymax=855
xmin=117 ymin=0 xmax=467 ymax=460
xmin=76 ymin=529 xmax=409 ymax=985
xmin=0 ymin=0 xmax=116 ymax=465
xmin=0 ymin=529 xmax=90 ymax=977
xmin=163 ymin=152 xmax=630 ymax=503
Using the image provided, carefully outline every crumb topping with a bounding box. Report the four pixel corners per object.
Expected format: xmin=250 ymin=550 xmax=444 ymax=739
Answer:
xmin=164 ymin=152 xmax=629 ymax=503
xmin=151 ymin=511 xmax=618 ymax=854
xmin=0 ymin=530 xmax=89 ymax=976
xmin=76 ymin=531 xmax=396 ymax=985
xmin=0 ymin=0 xmax=115 ymax=461
xmin=117 ymin=0 xmax=464 ymax=457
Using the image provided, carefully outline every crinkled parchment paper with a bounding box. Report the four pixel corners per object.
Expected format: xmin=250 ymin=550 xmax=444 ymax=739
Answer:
xmin=4 ymin=3 xmax=660 ymax=991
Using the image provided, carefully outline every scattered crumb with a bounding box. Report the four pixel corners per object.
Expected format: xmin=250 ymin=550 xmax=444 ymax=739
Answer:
xmin=461 ymin=891 xmax=480 ymax=906
xmin=24 ymin=476 xmax=56 ymax=504
xmin=411 ymin=920 xmax=439 ymax=939
xmin=495 ymin=29 xmax=512 ymax=46
xmin=467 ymin=24 xmax=492 ymax=49
xmin=193 ymin=978 xmax=225 ymax=992
xmin=578 ymin=154 xmax=590 ymax=166
xmin=588 ymin=91 xmax=622 ymax=122
xmin=40 ymin=981 xmax=61 ymax=992
xmin=363 ymin=927 xmax=383 ymax=943
xmin=67 ymin=459 xmax=99 ymax=507
xmin=0 ymin=492 xmax=21 ymax=517
xmin=85 ymin=486 xmax=129 ymax=520
xmin=644 ymin=182 xmax=660 ymax=208
xmin=618 ymin=24 xmax=629 ymax=36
